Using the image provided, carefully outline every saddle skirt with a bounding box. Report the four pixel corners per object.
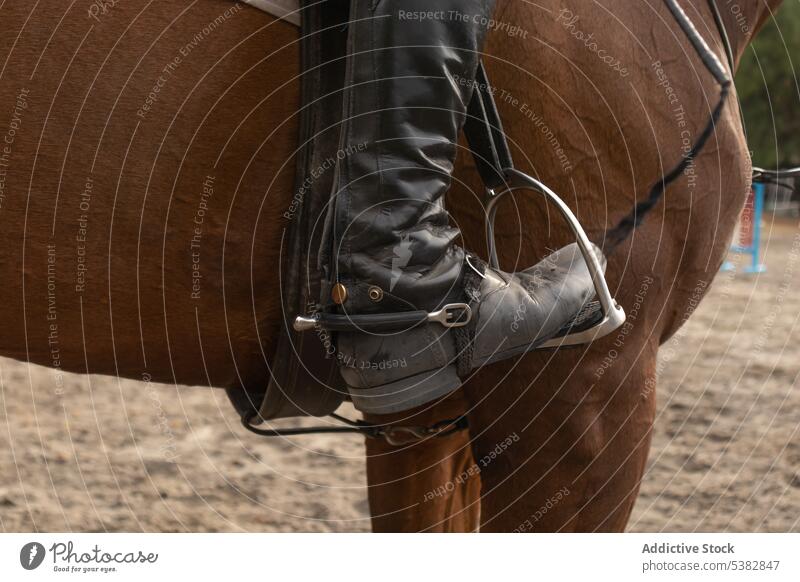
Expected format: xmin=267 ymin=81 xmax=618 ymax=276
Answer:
xmin=227 ymin=0 xmax=349 ymax=421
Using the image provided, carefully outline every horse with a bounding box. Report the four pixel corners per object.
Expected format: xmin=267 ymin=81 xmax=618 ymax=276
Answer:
xmin=0 ymin=0 xmax=780 ymax=531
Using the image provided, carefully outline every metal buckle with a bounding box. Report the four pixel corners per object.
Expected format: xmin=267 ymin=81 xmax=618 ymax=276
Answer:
xmin=380 ymin=419 xmax=465 ymax=446
xmin=427 ymin=303 xmax=472 ymax=328
xmin=485 ymin=168 xmax=625 ymax=348
xmin=293 ymin=315 xmax=318 ymax=332
xmin=381 ymin=426 xmax=432 ymax=446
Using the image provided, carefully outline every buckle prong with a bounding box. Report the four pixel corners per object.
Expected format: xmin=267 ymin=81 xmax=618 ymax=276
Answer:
xmin=427 ymin=303 xmax=472 ymax=328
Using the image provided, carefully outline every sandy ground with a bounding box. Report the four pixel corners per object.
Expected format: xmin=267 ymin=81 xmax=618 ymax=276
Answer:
xmin=1 ymin=218 xmax=798 ymax=533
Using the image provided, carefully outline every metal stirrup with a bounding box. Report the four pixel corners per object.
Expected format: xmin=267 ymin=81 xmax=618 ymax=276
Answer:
xmin=485 ymin=168 xmax=626 ymax=348
xmin=466 ymin=62 xmax=625 ymax=347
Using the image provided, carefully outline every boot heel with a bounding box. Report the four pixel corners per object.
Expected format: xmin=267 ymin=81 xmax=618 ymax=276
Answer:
xmin=347 ymin=364 xmax=462 ymax=415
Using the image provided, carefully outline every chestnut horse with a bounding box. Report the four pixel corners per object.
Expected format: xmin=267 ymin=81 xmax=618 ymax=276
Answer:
xmin=0 ymin=0 xmax=779 ymax=531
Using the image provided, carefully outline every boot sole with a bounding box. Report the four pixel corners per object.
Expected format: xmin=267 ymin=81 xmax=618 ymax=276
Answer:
xmin=347 ymin=364 xmax=462 ymax=415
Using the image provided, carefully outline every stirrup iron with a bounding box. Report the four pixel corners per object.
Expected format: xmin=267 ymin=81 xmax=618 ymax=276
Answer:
xmin=485 ymin=168 xmax=626 ymax=348
xmin=462 ymin=60 xmax=624 ymax=348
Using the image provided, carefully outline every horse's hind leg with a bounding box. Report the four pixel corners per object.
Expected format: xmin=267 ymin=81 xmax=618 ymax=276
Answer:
xmin=364 ymin=395 xmax=480 ymax=532
xmin=465 ymin=346 xmax=658 ymax=532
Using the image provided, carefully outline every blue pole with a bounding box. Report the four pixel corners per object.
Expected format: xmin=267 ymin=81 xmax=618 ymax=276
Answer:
xmin=721 ymin=183 xmax=767 ymax=274
xmin=745 ymin=182 xmax=766 ymax=273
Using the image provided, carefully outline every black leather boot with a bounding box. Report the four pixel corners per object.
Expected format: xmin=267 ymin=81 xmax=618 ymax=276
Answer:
xmin=304 ymin=0 xmax=616 ymax=414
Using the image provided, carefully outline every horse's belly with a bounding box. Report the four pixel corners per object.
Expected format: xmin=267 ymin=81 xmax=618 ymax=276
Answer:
xmin=0 ymin=1 xmax=297 ymax=387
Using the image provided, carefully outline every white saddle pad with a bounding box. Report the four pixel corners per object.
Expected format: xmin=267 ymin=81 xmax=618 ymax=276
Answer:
xmin=239 ymin=0 xmax=301 ymax=26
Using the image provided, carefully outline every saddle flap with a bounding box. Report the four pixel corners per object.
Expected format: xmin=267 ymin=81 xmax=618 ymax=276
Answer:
xmin=228 ymin=0 xmax=350 ymax=421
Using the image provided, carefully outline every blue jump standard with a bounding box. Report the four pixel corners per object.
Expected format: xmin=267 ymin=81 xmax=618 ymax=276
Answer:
xmin=722 ymin=181 xmax=766 ymax=274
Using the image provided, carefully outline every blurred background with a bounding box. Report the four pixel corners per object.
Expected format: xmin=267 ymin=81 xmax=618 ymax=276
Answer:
xmin=738 ymin=0 xmax=800 ymax=214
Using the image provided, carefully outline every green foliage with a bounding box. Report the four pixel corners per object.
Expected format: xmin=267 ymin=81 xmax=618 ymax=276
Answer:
xmin=736 ymin=1 xmax=800 ymax=167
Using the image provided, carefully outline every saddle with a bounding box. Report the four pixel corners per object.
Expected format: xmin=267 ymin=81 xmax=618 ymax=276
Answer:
xmin=226 ymin=0 xmax=350 ymax=422
xmin=228 ymin=0 xmax=624 ymax=424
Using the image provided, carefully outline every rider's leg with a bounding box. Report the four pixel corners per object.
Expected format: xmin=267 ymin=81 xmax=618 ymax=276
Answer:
xmin=323 ymin=0 xmax=602 ymax=413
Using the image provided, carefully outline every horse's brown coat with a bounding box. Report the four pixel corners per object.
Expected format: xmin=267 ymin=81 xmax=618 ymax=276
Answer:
xmin=0 ymin=0 xmax=293 ymax=390
xmin=0 ymin=0 xmax=780 ymax=531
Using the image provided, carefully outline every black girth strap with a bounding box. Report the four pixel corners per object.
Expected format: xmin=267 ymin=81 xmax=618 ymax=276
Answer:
xmin=243 ymin=410 xmax=468 ymax=446
xmin=603 ymin=0 xmax=734 ymax=251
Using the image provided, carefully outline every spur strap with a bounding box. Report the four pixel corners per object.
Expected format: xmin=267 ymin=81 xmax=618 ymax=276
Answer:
xmin=242 ymin=410 xmax=468 ymax=446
